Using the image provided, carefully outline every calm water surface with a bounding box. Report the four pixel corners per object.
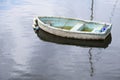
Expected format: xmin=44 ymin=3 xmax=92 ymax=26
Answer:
xmin=0 ymin=0 xmax=120 ymax=80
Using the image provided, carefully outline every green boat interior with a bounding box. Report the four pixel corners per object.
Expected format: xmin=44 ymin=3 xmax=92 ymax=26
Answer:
xmin=39 ymin=17 xmax=108 ymax=33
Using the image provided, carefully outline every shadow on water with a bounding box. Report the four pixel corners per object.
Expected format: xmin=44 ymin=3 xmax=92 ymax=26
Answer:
xmin=34 ymin=29 xmax=112 ymax=48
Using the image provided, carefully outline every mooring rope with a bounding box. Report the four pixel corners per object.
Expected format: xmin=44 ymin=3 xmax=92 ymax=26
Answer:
xmin=109 ymin=0 xmax=119 ymax=23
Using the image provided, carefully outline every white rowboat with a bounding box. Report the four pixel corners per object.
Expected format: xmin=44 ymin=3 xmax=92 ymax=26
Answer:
xmin=33 ymin=16 xmax=112 ymax=40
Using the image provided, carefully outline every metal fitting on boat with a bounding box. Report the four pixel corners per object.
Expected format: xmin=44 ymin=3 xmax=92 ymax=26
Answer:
xmin=32 ymin=24 xmax=40 ymax=33
xmin=33 ymin=18 xmax=38 ymax=26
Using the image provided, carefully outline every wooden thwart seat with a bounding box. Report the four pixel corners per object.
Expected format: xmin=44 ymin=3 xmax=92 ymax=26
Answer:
xmin=70 ymin=23 xmax=84 ymax=31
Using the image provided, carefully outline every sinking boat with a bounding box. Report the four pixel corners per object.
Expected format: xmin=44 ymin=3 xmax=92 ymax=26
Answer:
xmin=33 ymin=16 xmax=112 ymax=40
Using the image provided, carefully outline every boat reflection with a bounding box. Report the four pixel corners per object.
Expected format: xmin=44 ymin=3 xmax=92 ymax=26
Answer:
xmin=34 ymin=29 xmax=112 ymax=48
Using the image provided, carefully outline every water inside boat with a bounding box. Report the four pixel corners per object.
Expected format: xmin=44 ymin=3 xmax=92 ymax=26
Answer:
xmin=57 ymin=26 xmax=72 ymax=30
xmin=39 ymin=17 xmax=106 ymax=32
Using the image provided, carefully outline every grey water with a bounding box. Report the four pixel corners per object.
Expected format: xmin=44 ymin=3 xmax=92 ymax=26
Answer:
xmin=0 ymin=0 xmax=120 ymax=80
